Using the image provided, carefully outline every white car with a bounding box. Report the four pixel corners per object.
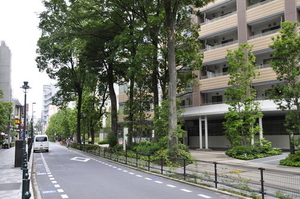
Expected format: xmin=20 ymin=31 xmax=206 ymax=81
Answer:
xmin=33 ymin=135 xmax=49 ymax=153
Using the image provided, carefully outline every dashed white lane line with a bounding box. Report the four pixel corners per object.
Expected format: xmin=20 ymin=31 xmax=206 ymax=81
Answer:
xmin=40 ymin=153 xmax=69 ymax=199
xmin=166 ymin=184 xmax=176 ymax=188
xmin=181 ymin=189 xmax=192 ymax=193
xmin=78 ymin=153 xmax=213 ymax=199
xmin=61 ymin=194 xmax=69 ymax=198
xmin=198 ymin=194 xmax=211 ymax=198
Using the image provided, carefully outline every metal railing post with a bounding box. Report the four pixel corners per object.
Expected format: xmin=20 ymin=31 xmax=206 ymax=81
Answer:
xmin=214 ymin=162 xmax=218 ymax=188
xmin=259 ymin=167 xmax=265 ymax=199
xmin=161 ymin=156 xmax=164 ymax=174
xmin=183 ymin=159 xmax=186 ymax=181
xmin=148 ymin=155 xmax=150 ymax=171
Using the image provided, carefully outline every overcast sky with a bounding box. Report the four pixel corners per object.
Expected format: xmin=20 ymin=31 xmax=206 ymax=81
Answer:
xmin=0 ymin=0 xmax=56 ymax=119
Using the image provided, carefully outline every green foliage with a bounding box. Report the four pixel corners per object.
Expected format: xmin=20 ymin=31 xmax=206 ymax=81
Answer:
xmin=280 ymin=150 xmax=300 ymax=167
xmin=107 ymin=132 xmax=118 ymax=148
xmin=224 ymin=43 xmax=262 ymax=147
xmin=270 ymin=21 xmax=300 ymax=153
xmin=98 ymin=140 xmax=109 ymax=145
xmin=46 ymin=108 xmax=76 ymax=141
xmin=275 ymin=191 xmax=293 ymax=199
xmin=0 ymin=90 xmax=13 ymax=133
xmin=226 ymin=138 xmax=282 ymax=160
xmin=133 ymin=141 xmax=161 ymax=155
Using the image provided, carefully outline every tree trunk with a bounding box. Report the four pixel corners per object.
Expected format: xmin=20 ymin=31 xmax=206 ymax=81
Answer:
xmin=76 ymin=90 xmax=82 ymax=145
xmin=108 ymin=65 xmax=118 ymax=146
xmin=164 ymin=0 xmax=178 ymax=152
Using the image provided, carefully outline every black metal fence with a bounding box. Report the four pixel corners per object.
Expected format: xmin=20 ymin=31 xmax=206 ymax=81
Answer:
xmin=79 ymin=145 xmax=300 ymax=199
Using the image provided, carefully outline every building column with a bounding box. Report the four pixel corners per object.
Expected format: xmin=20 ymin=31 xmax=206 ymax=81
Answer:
xmin=285 ymin=0 xmax=297 ymax=22
xmin=259 ymin=117 xmax=263 ymax=144
xmin=199 ymin=117 xmax=202 ymax=149
xmin=199 ymin=116 xmax=209 ymax=150
xmin=204 ymin=116 xmax=208 ymax=149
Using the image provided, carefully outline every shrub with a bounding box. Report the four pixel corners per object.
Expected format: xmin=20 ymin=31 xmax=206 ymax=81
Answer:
xmin=98 ymin=140 xmax=109 ymax=145
xmin=133 ymin=141 xmax=161 ymax=155
xmin=280 ymin=151 xmax=300 ymax=167
xmin=226 ymin=139 xmax=282 ymax=160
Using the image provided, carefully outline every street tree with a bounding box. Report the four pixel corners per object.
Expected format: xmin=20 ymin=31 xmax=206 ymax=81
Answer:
xmin=0 ymin=90 xmax=12 ymax=133
xmin=36 ymin=0 xmax=89 ymax=145
xmin=163 ymin=0 xmax=212 ymax=155
xmin=223 ymin=43 xmax=262 ymax=147
xmin=270 ymin=21 xmax=300 ymax=154
xmin=46 ymin=108 xmax=76 ymax=141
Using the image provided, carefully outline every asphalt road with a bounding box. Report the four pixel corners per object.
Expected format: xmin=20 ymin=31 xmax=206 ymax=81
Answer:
xmin=33 ymin=143 xmax=239 ymax=199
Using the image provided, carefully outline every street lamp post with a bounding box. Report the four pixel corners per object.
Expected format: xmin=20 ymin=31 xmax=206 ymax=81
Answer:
xmin=21 ymin=81 xmax=31 ymax=199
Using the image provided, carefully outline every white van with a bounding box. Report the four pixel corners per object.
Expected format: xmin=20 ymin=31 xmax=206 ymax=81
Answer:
xmin=33 ymin=135 xmax=49 ymax=153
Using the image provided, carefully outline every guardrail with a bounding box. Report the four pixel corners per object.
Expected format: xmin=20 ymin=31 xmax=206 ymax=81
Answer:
xmin=76 ymin=144 xmax=300 ymax=199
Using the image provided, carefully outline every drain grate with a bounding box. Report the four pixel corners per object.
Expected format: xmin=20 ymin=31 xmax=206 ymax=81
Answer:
xmin=0 ymin=183 xmax=21 ymax=190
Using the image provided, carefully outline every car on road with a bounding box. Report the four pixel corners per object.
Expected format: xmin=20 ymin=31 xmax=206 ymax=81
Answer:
xmin=33 ymin=135 xmax=49 ymax=153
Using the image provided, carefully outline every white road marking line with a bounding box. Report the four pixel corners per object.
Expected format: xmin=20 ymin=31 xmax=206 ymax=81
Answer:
xmin=197 ymin=194 xmax=211 ymax=198
xmin=123 ymin=170 xmax=128 ymax=173
xmin=50 ymin=178 xmax=55 ymax=180
xmin=52 ymin=181 xmax=57 ymax=184
xmin=145 ymin=178 xmax=152 ymax=180
xmin=61 ymin=194 xmax=69 ymax=198
xmin=166 ymin=184 xmax=176 ymax=188
xmin=136 ymin=175 xmax=143 ymax=177
xmin=155 ymin=181 xmax=163 ymax=184
xmin=57 ymin=189 xmax=64 ymax=193
xmin=181 ymin=189 xmax=192 ymax=193
xmin=48 ymin=175 xmax=53 ymax=177
xmin=129 ymin=172 xmax=134 ymax=175
xmin=117 ymin=168 xmax=122 ymax=171
xmin=54 ymin=184 xmax=60 ymax=188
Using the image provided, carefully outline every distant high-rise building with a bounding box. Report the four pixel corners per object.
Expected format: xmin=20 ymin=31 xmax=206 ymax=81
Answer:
xmin=42 ymin=84 xmax=58 ymax=134
xmin=0 ymin=41 xmax=12 ymax=102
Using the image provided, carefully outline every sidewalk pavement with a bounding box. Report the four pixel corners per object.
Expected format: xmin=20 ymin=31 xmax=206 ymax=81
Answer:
xmin=189 ymin=150 xmax=299 ymax=172
xmin=0 ymin=147 xmax=34 ymax=199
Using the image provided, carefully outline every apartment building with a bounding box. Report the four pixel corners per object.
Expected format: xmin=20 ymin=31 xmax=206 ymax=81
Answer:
xmin=42 ymin=84 xmax=59 ymax=134
xmin=181 ymin=0 xmax=300 ymax=150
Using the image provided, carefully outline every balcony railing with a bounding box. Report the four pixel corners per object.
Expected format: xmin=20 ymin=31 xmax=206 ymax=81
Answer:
xmin=247 ymin=0 xmax=275 ymax=10
xmin=200 ymin=11 xmax=237 ymax=25
xmin=201 ymin=40 xmax=238 ymax=52
xmin=248 ymin=28 xmax=280 ymax=40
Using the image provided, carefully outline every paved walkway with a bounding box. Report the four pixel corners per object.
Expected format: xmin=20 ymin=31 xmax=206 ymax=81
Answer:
xmin=0 ymin=146 xmax=34 ymax=199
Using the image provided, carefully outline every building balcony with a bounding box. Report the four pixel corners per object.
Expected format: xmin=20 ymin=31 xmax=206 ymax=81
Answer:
xmin=200 ymin=13 xmax=237 ymax=37
xmin=246 ymin=0 xmax=284 ymax=23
